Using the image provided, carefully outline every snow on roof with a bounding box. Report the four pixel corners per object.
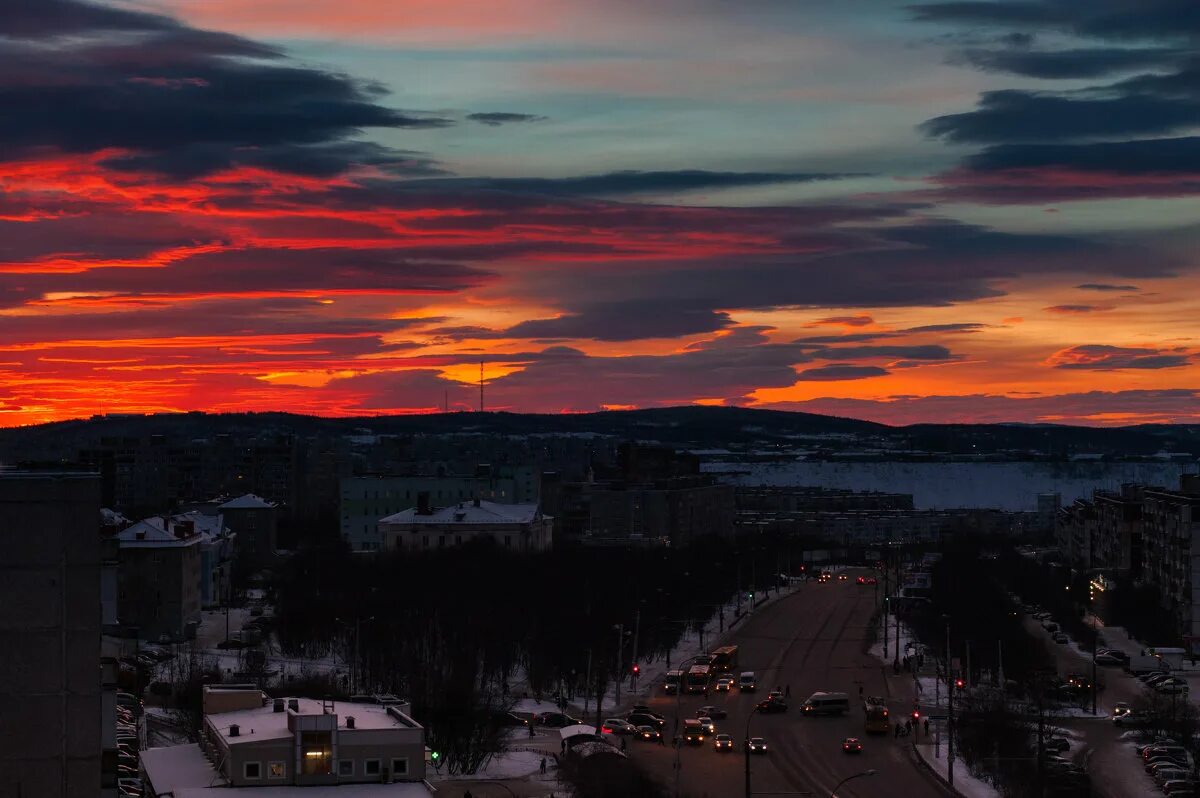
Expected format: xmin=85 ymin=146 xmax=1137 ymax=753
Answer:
xmin=218 ymin=493 xmax=276 ymax=509
xmin=100 ymin=508 xmax=130 ymax=526
xmin=379 ymin=500 xmax=544 ymax=526
xmin=560 ymin=724 xmax=597 ymax=739
xmin=141 ymin=744 xmax=227 ymax=792
xmin=143 ymin=742 xmax=434 ymax=797
xmin=209 ymin=697 xmax=421 ymax=746
xmin=116 ymin=517 xmax=201 ymax=548
xmin=174 ymin=510 xmax=228 ymax=539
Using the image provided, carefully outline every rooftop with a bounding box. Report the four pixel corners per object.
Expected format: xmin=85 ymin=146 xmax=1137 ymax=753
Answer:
xmin=116 ymin=516 xmax=202 ymax=548
xmin=380 ymin=501 xmax=546 ymax=526
xmin=142 ymin=743 xmax=433 ymax=797
xmin=219 ymin=493 xmax=276 ymax=510
xmin=209 ymin=697 xmax=421 ymax=746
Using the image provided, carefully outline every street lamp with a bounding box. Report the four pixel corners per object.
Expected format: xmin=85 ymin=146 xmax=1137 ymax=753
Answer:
xmin=830 ymin=768 xmax=877 ymax=797
xmin=672 ymin=654 xmax=709 ymax=798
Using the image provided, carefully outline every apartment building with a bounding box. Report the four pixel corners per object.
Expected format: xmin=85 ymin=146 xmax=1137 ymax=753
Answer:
xmin=1092 ymin=484 xmax=1144 ymax=576
xmin=115 ymin=515 xmax=203 ymax=641
xmin=1142 ymin=475 xmax=1200 ymax=639
xmin=380 ymin=497 xmax=552 ymax=553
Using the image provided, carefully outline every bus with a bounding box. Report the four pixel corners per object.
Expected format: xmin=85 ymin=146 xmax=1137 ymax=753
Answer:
xmin=685 ymin=664 xmax=713 ymax=694
xmin=663 ymin=669 xmax=683 ymax=695
xmin=864 ymin=704 xmax=890 ymax=733
xmin=710 ymin=645 xmax=739 ymax=673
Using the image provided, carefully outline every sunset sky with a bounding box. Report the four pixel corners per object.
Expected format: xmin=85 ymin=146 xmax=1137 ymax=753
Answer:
xmin=2 ymin=0 xmax=1199 ymax=426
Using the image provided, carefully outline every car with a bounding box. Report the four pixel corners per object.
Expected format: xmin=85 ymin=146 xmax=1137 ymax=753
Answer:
xmin=1142 ymin=744 xmax=1187 ymax=761
xmin=842 ymin=737 xmax=863 ymax=754
xmin=864 ymin=577 xmax=877 ymax=585
xmin=628 ymin=712 xmax=666 ymax=729
xmin=818 ymin=572 xmax=832 ymax=583
xmin=748 ymin=737 xmax=768 ymax=754
xmin=837 ymin=574 xmax=848 ymax=581
xmin=715 ymin=676 xmax=734 ymax=692
xmin=1095 ymin=652 xmax=1125 ymax=666
xmin=697 ymin=716 xmax=716 ymax=735
xmin=536 ymin=711 xmax=582 ymax=728
xmin=1110 ymin=702 xmax=1132 ymax=718
xmin=1147 ymin=756 xmax=1189 ymax=774
xmin=756 ymin=697 xmax=788 ymax=713
xmin=856 ymin=576 xmax=865 ymax=585
xmin=636 ymin=725 xmax=661 ymax=742
xmin=1155 ymin=768 xmax=1191 ymax=788
xmin=1113 ymin=711 xmax=1147 ymax=728
xmin=1157 ymin=682 xmax=1190 ymax=695
xmin=1033 ymin=611 xmax=1052 ymax=621
xmin=698 ymin=705 xmax=728 ymax=720
xmin=601 ymin=719 xmax=638 ymax=735
xmin=490 ymin=711 xmax=528 ymax=728
xmin=1163 ymin=780 xmax=1198 ymax=795
xmin=1141 ymin=673 xmax=1173 ymax=685
xmin=1043 ymin=737 xmax=1070 ymax=752
xmin=713 ymin=733 xmax=734 ymax=751
xmin=1052 ymin=632 xmax=1069 ymax=644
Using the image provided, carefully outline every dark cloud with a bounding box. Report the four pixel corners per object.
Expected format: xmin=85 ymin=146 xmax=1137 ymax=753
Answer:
xmin=957 ymin=47 xmax=1183 ymax=79
xmin=504 ymin=301 xmax=733 ymax=342
xmin=809 ymin=315 xmax=875 ymax=327
xmin=1049 ymin=344 xmax=1193 ymax=370
xmin=812 ymin=345 xmax=954 ymax=361
xmin=466 ymin=112 xmax=547 ymax=126
xmin=1077 ymin=283 xmax=1139 ymax=291
xmin=0 ymin=0 xmax=452 ymax=176
xmin=402 ymin=169 xmax=865 ymax=197
xmin=910 ymin=1 xmax=1200 ymax=42
xmin=1045 ymin=304 xmax=1113 ymax=313
xmin=963 ymin=137 xmax=1200 ymax=174
xmin=902 ymin=322 xmax=990 ymax=333
xmin=100 ymin=142 xmax=446 ymax=180
xmin=793 ymin=364 xmax=890 ymax=381
xmin=922 ymin=90 xmax=1200 ymax=143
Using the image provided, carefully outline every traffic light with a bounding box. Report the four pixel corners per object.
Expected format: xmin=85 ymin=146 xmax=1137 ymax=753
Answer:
xmin=632 ymin=663 xmax=640 ymax=676
xmin=911 ymin=710 xmax=920 ymax=721
xmin=430 ymin=750 xmax=442 ymax=767
xmin=955 ymin=678 xmax=965 ymax=690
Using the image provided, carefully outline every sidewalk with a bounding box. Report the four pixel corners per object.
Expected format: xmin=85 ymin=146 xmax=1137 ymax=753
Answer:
xmin=911 ymin=741 xmax=1000 ymax=798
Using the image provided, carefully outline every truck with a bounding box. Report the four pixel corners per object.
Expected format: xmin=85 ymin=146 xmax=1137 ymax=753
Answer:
xmin=1127 ymin=655 xmax=1170 ymax=676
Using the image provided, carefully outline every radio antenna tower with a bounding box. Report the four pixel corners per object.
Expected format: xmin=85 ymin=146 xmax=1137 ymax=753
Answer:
xmin=479 ymin=361 xmax=484 ymax=413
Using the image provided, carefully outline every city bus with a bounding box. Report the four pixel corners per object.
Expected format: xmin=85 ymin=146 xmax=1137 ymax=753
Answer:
xmin=685 ymin=664 xmax=713 ymax=694
xmin=864 ymin=703 xmax=890 ymax=733
xmin=710 ymin=645 xmax=739 ymax=673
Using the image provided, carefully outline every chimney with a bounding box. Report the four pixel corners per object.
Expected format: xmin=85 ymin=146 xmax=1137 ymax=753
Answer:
xmin=273 ymin=698 xmax=284 ymax=713
xmin=473 ymin=497 xmax=481 ymax=507
xmin=417 ymin=491 xmax=432 ymax=515
xmin=1181 ymin=474 xmax=1200 ymax=496
xmin=288 ymin=698 xmax=299 ymax=712
xmin=346 ymin=716 xmax=356 ymax=729
xmin=229 ymin=724 xmax=240 ymax=737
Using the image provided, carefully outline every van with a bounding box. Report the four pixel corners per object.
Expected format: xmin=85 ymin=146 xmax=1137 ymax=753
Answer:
xmin=683 ymin=719 xmax=705 ymax=744
xmin=802 ymin=692 xmax=850 ymax=716
xmin=738 ymin=672 xmax=757 ymax=692
xmin=664 ymin=669 xmax=683 ymax=695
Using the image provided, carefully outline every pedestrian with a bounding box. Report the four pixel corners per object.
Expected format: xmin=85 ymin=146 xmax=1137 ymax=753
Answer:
xmin=540 ymin=757 xmax=547 ymax=775
xmin=528 ymin=719 xmax=536 ymax=737
xmin=858 ymin=685 xmax=863 ymax=697
xmin=924 ymin=718 xmax=930 ymax=737
xmin=785 ymin=684 xmax=791 ymax=698
xmin=658 ymin=731 xmax=665 ymax=746
xmin=894 ymin=722 xmax=900 ymax=739
xmin=560 ymin=739 xmax=566 ymax=754
xmin=621 ymin=737 xmax=627 ymax=752
xmin=905 ymin=718 xmax=912 ymax=734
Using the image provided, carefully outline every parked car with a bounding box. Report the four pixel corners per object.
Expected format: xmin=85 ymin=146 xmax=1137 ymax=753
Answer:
xmin=1044 ymin=737 xmax=1070 ymax=752
xmin=536 ymin=712 xmax=582 ymax=728
xmin=1052 ymin=632 xmax=1069 ymax=644
xmin=697 ymin=705 xmax=728 ymax=720
xmin=1162 ymin=780 xmax=1198 ymax=796
xmin=1113 ymin=710 xmax=1147 ymax=727
xmin=1095 ymin=652 xmax=1125 ymax=666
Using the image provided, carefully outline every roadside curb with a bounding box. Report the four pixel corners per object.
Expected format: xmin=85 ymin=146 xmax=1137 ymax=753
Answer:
xmin=909 ymin=742 xmax=966 ymax=797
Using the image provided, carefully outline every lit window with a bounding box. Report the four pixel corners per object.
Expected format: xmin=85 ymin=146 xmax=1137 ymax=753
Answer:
xmin=268 ymin=761 xmax=285 ymax=778
xmin=365 ymin=759 xmax=381 ymax=775
xmin=244 ymin=761 xmax=262 ymax=779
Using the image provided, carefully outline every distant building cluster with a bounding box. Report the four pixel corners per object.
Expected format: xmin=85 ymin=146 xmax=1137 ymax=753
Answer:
xmin=1057 ymin=475 xmax=1200 ymax=640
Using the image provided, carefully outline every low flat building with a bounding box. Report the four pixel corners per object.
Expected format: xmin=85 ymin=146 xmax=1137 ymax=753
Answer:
xmin=380 ymin=498 xmax=552 ymax=552
xmin=141 ymin=687 xmax=430 ymax=793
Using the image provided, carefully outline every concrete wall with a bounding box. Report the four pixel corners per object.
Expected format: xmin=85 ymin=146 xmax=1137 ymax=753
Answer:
xmin=0 ymin=472 xmax=102 ymax=798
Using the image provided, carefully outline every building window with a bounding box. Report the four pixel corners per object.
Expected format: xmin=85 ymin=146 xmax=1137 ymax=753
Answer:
xmin=244 ymin=761 xmax=262 ymax=780
xmin=268 ymin=761 xmax=285 ymax=778
xmin=391 ymin=757 xmax=409 ymax=776
xmin=504 ymin=536 xmax=512 ymax=547
xmin=338 ymin=759 xmax=354 ymax=776
xmin=365 ymin=759 xmax=381 ymax=776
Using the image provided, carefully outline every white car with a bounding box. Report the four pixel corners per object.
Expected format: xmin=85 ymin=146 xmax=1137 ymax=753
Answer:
xmin=697 ymin=716 xmax=716 ymax=735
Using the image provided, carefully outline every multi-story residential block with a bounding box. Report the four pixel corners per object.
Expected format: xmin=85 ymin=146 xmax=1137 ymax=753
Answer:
xmin=219 ymin=493 xmax=278 ymax=572
xmin=380 ymin=497 xmax=552 ymax=552
xmin=1142 ymin=475 xmax=1200 ymax=639
xmin=140 ymin=687 xmax=430 ymax=792
xmin=0 ymin=470 xmax=103 ymax=798
xmin=1092 ymin=483 xmax=1144 ymax=576
xmin=115 ymin=515 xmax=202 ymax=641
xmin=1056 ymin=498 xmax=1098 ymax=569
xmin=340 ymin=464 xmax=539 ymax=551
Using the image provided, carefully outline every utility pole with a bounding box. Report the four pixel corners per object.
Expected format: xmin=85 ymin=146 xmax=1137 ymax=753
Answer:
xmin=614 ymin=624 xmax=624 ymax=707
xmin=631 ymin=610 xmax=641 ymax=693
xmin=883 ymin=564 xmax=889 ymax=660
xmin=998 ymin=640 xmax=1005 ymax=693
xmin=947 ymin=622 xmax=954 ymax=787
xmin=1090 ymin=617 xmax=1098 ymax=716
xmin=935 ymin=670 xmax=941 ymax=758
xmin=584 ymin=648 xmax=592 ymax=714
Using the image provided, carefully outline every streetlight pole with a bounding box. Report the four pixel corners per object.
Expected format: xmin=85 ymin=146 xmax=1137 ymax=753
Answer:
xmin=743 ymin=706 xmax=755 ymax=798
xmin=830 ymin=768 xmax=877 ymax=797
xmin=631 ymin=609 xmax=641 ymax=694
xmin=946 ymin=621 xmax=954 ymax=788
xmin=614 ymin=624 xmax=624 ymax=707
xmin=673 ymin=654 xmax=706 ymax=798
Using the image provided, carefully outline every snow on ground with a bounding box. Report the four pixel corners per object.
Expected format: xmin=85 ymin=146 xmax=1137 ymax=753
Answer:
xmin=913 ymin=743 xmax=1001 ymax=798
xmin=435 ymin=749 xmax=552 ymax=782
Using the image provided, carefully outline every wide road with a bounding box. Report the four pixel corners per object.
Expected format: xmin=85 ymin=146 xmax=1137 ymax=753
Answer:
xmin=629 ymin=569 xmax=952 ymax=798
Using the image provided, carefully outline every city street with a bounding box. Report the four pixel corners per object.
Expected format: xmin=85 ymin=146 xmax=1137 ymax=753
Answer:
xmin=629 ymin=570 xmax=952 ymax=798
